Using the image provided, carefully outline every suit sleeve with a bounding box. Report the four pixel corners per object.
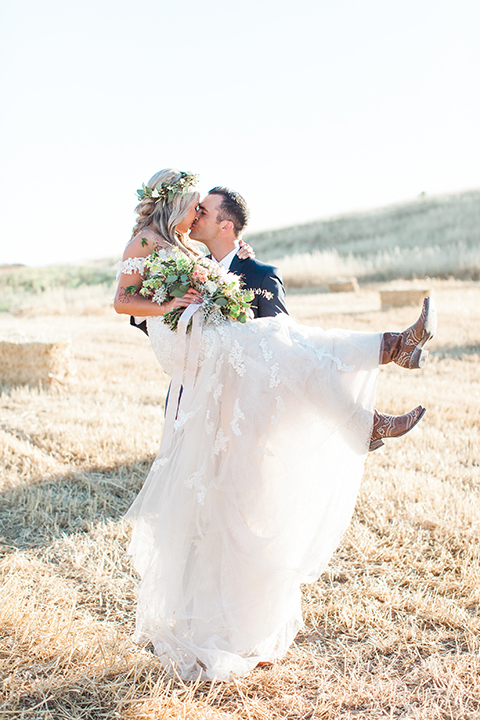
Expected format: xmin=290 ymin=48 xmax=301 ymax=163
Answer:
xmin=130 ymin=315 xmax=149 ymax=336
xmin=257 ymin=267 xmax=289 ymax=317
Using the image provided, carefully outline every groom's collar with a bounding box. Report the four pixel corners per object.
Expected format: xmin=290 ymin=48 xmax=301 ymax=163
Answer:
xmin=207 ymin=244 xmax=240 ymax=270
xmin=218 ymin=245 xmax=240 ymax=270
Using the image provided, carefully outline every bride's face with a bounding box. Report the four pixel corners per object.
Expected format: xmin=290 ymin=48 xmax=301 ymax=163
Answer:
xmin=176 ymin=199 xmax=198 ymax=234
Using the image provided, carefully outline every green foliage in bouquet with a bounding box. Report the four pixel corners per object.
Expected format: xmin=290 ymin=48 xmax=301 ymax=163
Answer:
xmin=139 ymin=249 xmax=271 ymax=331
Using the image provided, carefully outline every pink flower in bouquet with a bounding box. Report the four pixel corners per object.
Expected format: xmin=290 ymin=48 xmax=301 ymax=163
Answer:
xmin=192 ymin=265 xmax=209 ymax=282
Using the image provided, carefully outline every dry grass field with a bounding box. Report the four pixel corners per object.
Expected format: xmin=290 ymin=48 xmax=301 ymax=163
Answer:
xmin=1 ymin=279 xmax=480 ymax=719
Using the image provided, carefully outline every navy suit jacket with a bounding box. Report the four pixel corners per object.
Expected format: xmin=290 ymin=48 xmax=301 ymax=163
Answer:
xmin=130 ymin=254 xmax=288 ymax=335
xmin=228 ymin=255 xmax=288 ymax=319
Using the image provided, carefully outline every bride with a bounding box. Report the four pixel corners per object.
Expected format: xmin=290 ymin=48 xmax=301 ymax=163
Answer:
xmin=114 ymin=169 xmax=436 ymax=681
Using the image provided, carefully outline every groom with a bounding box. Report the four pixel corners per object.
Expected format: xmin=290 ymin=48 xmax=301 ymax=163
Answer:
xmin=131 ymin=186 xmax=287 ymax=335
xmin=189 ymin=187 xmax=288 ymax=318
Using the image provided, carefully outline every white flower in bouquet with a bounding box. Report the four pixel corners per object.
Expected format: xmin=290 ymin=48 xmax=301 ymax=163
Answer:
xmin=204 ymin=280 xmax=218 ymax=294
xmin=153 ymin=287 xmax=168 ymax=304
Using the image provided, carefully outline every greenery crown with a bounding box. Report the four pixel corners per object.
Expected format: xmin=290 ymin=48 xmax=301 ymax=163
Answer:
xmin=136 ymin=171 xmax=199 ymax=205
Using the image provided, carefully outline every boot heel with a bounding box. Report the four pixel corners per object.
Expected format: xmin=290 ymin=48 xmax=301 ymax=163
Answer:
xmin=409 ymin=347 xmax=429 ymax=369
xmin=369 ymin=438 xmax=385 ymax=452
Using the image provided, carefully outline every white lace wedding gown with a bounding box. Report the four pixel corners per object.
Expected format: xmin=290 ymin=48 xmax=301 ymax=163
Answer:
xmin=126 ymin=310 xmax=381 ymax=681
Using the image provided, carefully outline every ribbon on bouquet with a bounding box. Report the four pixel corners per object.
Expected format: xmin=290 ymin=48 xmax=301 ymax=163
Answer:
xmin=160 ymin=302 xmax=204 ymax=452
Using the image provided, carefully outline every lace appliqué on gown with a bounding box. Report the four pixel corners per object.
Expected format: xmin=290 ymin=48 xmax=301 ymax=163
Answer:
xmin=260 ymin=338 xmax=273 ymax=362
xmin=228 ymin=341 xmax=246 ymax=376
xmin=269 ymin=363 xmax=281 ymax=388
xmin=174 ymin=409 xmax=194 ymax=430
xmin=212 ymin=428 xmax=230 ymax=456
xmin=230 ymin=399 xmax=245 ymax=436
xmin=271 ymin=395 xmax=286 ymax=427
xmin=206 ymin=355 xmax=225 ymax=404
xmin=116 ymin=257 xmax=147 ymax=279
xmin=185 ymin=462 xmax=207 ymax=504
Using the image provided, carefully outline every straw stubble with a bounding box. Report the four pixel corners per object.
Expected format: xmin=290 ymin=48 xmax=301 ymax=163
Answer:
xmin=0 ymin=280 xmax=479 ymax=719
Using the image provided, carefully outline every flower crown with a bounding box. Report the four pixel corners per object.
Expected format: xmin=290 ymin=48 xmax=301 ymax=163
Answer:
xmin=136 ymin=171 xmax=199 ymax=205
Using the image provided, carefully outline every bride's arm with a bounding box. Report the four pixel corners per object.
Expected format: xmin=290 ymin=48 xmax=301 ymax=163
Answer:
xmin=113 ymin=234 xmax=201 ymax=316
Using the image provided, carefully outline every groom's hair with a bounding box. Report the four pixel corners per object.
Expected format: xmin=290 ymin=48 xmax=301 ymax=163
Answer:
xmin=208 ymin=187 xmax=250 ymax=237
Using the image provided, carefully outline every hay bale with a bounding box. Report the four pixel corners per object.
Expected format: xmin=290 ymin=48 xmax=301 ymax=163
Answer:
xmin=328 ymin=278 xmax=359 ymax=293
xmin=0 ymin=336 xmax=76 ymax=386
xmin=380 ymin=288 xmax=431 ymax=310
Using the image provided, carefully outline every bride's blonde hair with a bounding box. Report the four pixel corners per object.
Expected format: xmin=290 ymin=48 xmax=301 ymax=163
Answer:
xmin=130 ymin=169 xmax=201 ymax=256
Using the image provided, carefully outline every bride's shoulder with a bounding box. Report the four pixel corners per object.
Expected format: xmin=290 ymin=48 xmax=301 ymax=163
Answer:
xmin=123 ymin=230 xmax=170 ymax=260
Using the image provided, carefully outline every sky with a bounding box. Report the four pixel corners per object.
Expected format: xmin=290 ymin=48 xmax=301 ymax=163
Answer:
xmin=1 ymin=0 xmax=479 ymax=266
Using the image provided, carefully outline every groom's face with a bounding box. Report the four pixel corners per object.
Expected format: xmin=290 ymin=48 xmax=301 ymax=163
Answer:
xmin=189 ymin=193 xmax=223 ymax=246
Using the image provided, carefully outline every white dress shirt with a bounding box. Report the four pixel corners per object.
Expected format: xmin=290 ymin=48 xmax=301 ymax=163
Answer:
xmin=216 ymin=245 xmax=240 ymax=270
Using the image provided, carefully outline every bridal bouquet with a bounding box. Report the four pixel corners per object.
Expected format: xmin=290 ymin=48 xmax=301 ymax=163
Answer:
xmin=133 ymin=249 xmax=270 ymax=331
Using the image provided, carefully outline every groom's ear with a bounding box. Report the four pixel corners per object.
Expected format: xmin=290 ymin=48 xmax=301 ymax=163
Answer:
xmin=220 ymin=220 xmax=234 ymax=234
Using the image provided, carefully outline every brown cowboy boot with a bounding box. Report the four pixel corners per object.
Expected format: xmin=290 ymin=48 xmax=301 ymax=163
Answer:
xmin=381 ymin=297 xmax=437 ymax=369
xmin=369 ymin=406 xmax=426 ymax=451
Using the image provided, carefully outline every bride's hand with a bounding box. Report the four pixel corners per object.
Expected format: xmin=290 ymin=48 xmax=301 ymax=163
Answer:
xmin=161 ymin=288 xmax=202 ymax=314
xmin=236 ymin=239 xmax=255 ymax=260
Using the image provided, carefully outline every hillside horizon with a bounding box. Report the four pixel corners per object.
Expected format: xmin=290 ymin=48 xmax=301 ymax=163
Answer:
xmin=1 ymin=188 xmax=479 ymax=292
xmin=244 ymin=187 xmax=480 ymax=262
